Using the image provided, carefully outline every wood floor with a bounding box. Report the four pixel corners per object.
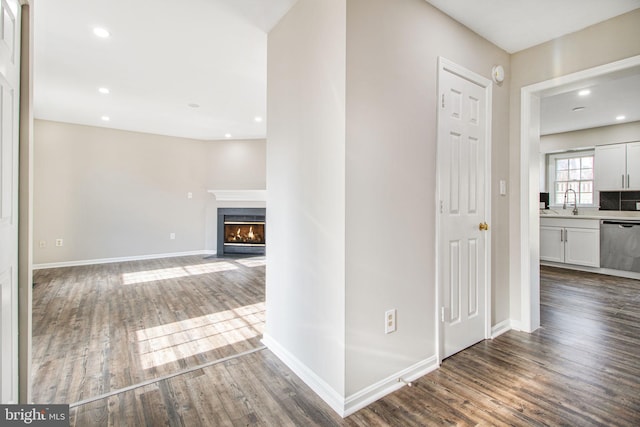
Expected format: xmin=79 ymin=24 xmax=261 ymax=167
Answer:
xmin=351 ymin=266 xmax=640 ymax=426
xmin=32 ymin=255 xmax=266 ymax=404
xmin=34 ymin=260 xmax=640 ymax=426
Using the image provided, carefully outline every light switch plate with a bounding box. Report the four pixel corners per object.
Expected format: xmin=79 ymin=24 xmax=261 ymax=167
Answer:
xmin=499 ymin=180 xmax=507 ymax=196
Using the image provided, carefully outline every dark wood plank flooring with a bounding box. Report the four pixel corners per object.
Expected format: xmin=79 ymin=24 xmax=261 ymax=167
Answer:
xmin=36 ymin=260 xmax=640 ymax=426
xmin=345 ymin=266 xmax=640 ymax=426
xmin=32 ymin=255 xmax=265 ymax=404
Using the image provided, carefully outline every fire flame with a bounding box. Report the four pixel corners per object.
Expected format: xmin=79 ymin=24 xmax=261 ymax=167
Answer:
xmin=226 ymin=224 xmax=263 ymax=244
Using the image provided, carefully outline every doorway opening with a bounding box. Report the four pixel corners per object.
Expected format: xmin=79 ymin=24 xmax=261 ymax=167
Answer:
xmin=519 ymin=54 xmax=640 ymax=333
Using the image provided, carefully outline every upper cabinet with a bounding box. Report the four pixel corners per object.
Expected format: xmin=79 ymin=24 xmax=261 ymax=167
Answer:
xmin=629 ymin=143 xmax=640 ymax=189
xmin=595 ymin=142 xmax=640 ymax=191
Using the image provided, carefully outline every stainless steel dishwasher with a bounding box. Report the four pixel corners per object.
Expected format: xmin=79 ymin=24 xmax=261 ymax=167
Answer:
xmin=600 ymin=220 xmax=640 ymax=273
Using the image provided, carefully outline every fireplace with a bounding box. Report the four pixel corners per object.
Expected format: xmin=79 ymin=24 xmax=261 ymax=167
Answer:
xmin=217 ymin=208 xmax=266 ymax=255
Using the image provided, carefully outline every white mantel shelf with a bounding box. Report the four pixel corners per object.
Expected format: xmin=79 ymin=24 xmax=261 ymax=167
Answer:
xmin=208 ymin=189 xmax=266 ymax=202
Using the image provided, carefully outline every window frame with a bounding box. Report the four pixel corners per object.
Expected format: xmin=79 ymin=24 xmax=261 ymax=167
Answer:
xmin=547 ymin=150 xmax=596 ymax=208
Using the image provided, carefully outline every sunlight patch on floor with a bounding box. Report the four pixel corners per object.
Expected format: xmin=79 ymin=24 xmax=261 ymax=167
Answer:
xmin=136 ymin=302 xmax=265 ymax=369
xmin=235 ymin=257 xmax=266 ymax=268
xmin=121 ymin=261 xmax=238 ymax=285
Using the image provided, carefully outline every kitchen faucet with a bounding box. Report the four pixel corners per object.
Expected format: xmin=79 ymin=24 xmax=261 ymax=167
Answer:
xmin=563 ymin=188 xmax=579 ymax=215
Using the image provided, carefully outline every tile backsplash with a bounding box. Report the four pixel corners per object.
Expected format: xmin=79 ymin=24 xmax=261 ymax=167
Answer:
xmin=600 ymin=191 xmax=640 ymax=211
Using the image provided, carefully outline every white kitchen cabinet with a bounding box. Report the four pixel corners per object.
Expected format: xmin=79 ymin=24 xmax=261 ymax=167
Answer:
xmin=595 ymin=141 xmax=640 ymax=191
xmin=595 ymin=144 xmax=626 ymax=190
xmin=540 ymin=218 xmax=600 ymax=267
xmin=540 ymin=226 xmax=565 ymax=263
xmin=627 ymin=142 xmax=640 ymax=189
xmin=564 ymin=227 xmax=600 ymax=266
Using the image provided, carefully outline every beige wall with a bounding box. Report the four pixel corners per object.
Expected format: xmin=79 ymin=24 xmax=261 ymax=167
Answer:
xmin=205 ymin=139 xmax=266 ymax=189
xmin=266 ymin=0 xmax=347 ymax=399
xmin=509 ymin=10 xmax=640 ymax=323
xmin=267 ymin=0 xmax=511 ymax=410
xmin=34 ymin=120 xmax=266 ymax=265
xmin=345 ymin=0 xmax=510 ymax=396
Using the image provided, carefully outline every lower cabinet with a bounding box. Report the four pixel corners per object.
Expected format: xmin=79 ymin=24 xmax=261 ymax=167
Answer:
xmin=540 ymin=218 xmax=600 ymax=268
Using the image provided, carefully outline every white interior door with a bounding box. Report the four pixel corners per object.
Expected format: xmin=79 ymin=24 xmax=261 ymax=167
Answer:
xmin=0 ymin=0 xmax=20 ymax=404
xmin=437 ymin=58 xmax=491 ymax=359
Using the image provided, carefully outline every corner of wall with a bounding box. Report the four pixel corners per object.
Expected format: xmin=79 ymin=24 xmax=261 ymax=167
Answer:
xmin=342 ymin=355 xmax=438 ymax=417
xmin=262 ymin=334 xmax=346 ymax=416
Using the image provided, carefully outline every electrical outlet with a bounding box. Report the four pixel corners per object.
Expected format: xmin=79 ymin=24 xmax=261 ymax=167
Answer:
xmin=187 ymin=192 xmax=193 ymax=199
xmin=385 ymin=309 xmax=396 ymax=334
xmin=55 ymin=238 xmax=64 ymax=247
xmin=170 ymin=233 xmax=176 ymax=240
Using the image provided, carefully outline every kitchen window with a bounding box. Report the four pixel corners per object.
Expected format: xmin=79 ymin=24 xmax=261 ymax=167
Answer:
xmin=547 ymin=150 xmax=595 ymax=206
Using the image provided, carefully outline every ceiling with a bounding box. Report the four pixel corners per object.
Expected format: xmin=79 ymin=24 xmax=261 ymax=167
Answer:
xmin=540 ymin=68 xmax=640 ymax=135
xmin=34 ymin=0 xmax=297 ymax=141
xmin=424 ymin=0 xmax=640 ymax=136
xmin=34 ymin=0 xmax=640 ymax=140
xmin=423 ymin=0 xmax=640 ymax=54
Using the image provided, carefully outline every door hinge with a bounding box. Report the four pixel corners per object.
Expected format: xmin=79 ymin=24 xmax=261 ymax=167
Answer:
xmin=440 ymin=200 xmax=444 ymax=214
xmin=441 ymin=307 xmax=445 ymax=322
xmin=441 ymin=93 xmax=445 ymax=108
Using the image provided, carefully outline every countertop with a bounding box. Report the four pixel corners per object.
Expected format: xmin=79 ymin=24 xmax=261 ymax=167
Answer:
xmin=540 ymin=209 xmax=640 ymax=221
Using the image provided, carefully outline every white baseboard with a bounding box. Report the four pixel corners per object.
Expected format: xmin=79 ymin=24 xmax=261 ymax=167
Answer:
xmin=261 ymin=334 xmax=345 ymax=416
xmin=510 ymin=319 xmax=523 ymax=332
xmin=541 ymin=261 xmax=640 ymax=281
xmin=491 ymin=319 xmax=512 ymax=338
xmin=33 ymin=250 xmax=217 ymax=270
xmin=262 ymin=334 xmax=439 ymax=418
xmin=343 ymin=355 xmax=438 ymax=417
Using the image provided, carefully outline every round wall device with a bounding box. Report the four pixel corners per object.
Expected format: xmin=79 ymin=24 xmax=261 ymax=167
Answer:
xmin=492 ymin=65 xmax=505 ymax=83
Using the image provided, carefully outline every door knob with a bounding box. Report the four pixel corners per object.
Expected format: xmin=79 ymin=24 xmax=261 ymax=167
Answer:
xmin=479 ymin=222 xmax=489 ymax=231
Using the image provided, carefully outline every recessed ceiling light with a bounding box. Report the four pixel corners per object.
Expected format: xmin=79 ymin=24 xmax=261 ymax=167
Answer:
xmin=188 ymin=103 xmax=200 ymax=108
xmin=224 ymin=133 xmax=232 ymax=138
xmin=616 ymin=115 xmax=626 ymax=121
xmin=254 ymin=116 xmax=263 ymax=123
xmin=98 ymin=87 xmax=110 ymax=94
xmin=572 ymin=107 xmax=585 ymax=112
xmin=578 ymin=89 xmax=591 ymax=96
xmin=101 ymin=115 xmax=110 ymax=122
xmin=93 ymin=27 xmax=111 ymax=38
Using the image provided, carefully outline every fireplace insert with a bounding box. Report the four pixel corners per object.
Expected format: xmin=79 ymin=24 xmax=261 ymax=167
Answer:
xmin=224 ymin=222 xmax=265 ymax=246
xmin=217 ymin=208 xmax=266 ymax=255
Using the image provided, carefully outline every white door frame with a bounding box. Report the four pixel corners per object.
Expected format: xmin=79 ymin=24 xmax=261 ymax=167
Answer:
xmin=18 ymin=0 xmax=33 ymax=404
xmin=0 ymin=0 xmax=23 ymax=404
xmin=519 ymin=54 xmax=640 ymax=333
xmin=436 ymin=57 xmax=492 ymax=363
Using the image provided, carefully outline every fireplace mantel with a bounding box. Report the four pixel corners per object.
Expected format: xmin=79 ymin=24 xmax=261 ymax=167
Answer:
xmin=208 ymin=189 xmax=266 ymax=202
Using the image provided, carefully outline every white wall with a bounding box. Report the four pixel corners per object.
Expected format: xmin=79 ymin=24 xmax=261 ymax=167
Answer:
xmin=34 ymin=120 xmax=265 ymax=265
xmin=265 ymin=0 xmax=347 ymax=401
xmin=540 ymin=121 xmax=640 ymax=153
xmin=509 ymin=9 xmax=640 ymax=325
xmin=539 ymin=121 xmax=640 ymax=197
xmin=345 ymin=0 xmax=510 ymax=396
